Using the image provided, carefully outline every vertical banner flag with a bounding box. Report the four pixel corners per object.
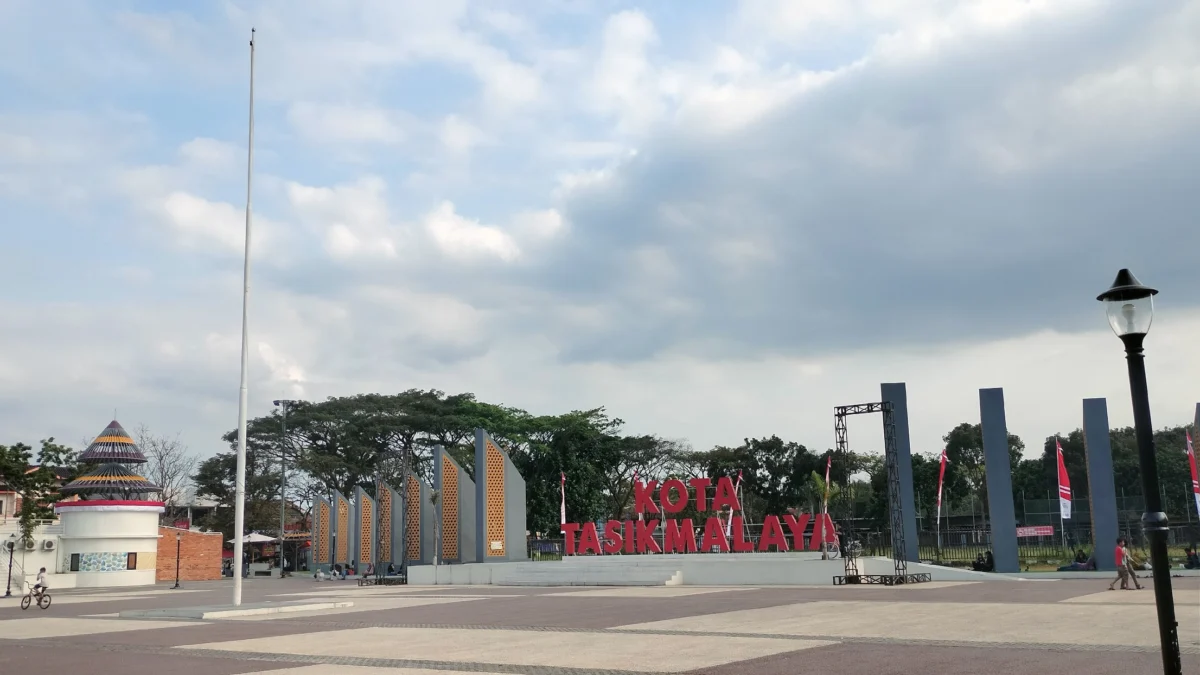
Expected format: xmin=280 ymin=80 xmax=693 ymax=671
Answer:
xmin=936 ymin=448 xmax=949 ymax=526
xmin=560 ymin=472 xmax=566 ymax=532
xmin=822 ymin=453 xmax=832 ymax=514
xmin=632 ymin=470 xmax=643 ymax=520
xmin=1056 ymin=439 xmax=1072 ymax=520
xmin=1187 ymin=432 xmax=1200 ymax=519
xmin=725 ymin=470 xmax=744 ymax=538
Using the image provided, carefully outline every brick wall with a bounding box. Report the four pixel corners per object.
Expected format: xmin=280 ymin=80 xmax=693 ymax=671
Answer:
xmin=156 ymin=526 xmax=223 ymax=582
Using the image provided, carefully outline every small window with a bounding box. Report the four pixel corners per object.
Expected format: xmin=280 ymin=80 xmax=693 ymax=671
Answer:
xmin=69 ymin=553 xmax=80 ymax=572
xmin=126 ymin=552 xmax=137 ymax=570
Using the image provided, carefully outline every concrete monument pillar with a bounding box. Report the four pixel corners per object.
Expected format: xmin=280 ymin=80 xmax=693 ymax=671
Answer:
xmin=1082 ymin=398 xmax=1119 ymax=570
xmin=881 ymin=383 xmax=919 ymax=562
xmin=979 ymin=388 xmax=1019 ymax=573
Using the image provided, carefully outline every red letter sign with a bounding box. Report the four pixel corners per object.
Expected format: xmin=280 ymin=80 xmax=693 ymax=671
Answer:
xmin=636 ymin=519 xmax=662 ymax=553
xmin=783 ymin=513 xmax=810 ymax=550
xmin=688 ymin=478 xmax=711 ymax=511
xmin=757 ymin=515 xmax=789 ymax=552
xmin=663 ymin=519 xmax=697 ymax=553
xmin=711 ymin=476 xmax=741 ymax=512
xmin=635 ymin=480 xmax=660 ymax=514
xmin=578 ymin=522 xmax=601 ymax=555
xmin=602 ymin=520 xmax=624 ymax=554
xmin=730 ymin=516 xmax=754 ymax=552
xmin=699 ymin=516 xmax=730 ymax=552
xmin=561 ymin=522 xmax=579 ymax=555
xmin=660 ymin=479 xmax=688 ymax=514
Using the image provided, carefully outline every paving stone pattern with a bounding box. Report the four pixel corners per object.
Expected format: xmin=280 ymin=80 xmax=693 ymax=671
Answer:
xmin=0 ymin=576 xmax=1196 ymax=675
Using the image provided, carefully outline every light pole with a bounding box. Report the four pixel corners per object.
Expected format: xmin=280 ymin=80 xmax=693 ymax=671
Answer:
xmin=172 ymin=532 xmax=182 ymax=589
xmin=1097 ymin=268 xmax=1181 ymax=675
xmin=273 ymin=399 xmax=295 ymax=578
xmin=5 ymin=534 xmax=15 ymax=597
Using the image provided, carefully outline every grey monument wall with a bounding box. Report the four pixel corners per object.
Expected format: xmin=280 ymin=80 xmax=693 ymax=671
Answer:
xmin=979 ymin=387 xmax=1019 ymax=573
xmin=381 ymin=482 xmax=401 ymax=566
xmin=1082 ymin=398 xmax=1119 ymax=570
xmin=435 ymin=446 xmax=476 ymax=564
xmin=354 ymin=486 xmax=376 ymax=574
xmin=475 ymin=428 xmax=529 ymax=562
xmin=420 ymin=477 xmax=437 ymax=565
xmin=880 ymin=382 xmax=919 ymax=562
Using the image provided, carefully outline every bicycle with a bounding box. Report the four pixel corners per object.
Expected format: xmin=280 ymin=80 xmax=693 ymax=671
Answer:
xmin=20 ymin=583 xmax=51 ymax=610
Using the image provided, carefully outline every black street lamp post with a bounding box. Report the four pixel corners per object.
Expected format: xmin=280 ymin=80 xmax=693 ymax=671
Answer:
xmin=4 ymin=535 xmax=15 ymax=597
xmin=1097 ymin=268 xmax=1181 ymax=675
xmin=172 ymin=532 xmax=182 ymax=589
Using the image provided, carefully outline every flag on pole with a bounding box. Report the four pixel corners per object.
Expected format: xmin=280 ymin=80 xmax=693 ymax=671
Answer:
xmin=822 ymin=453 xmax=832 ymax=514
xmin=725 ymin=470 xmax=744 ymax=538
xmin=1056 ymin=439 xmax=1072 ymax=520
xmin=632 ymin=469 xmax=643 ymax=520
xmin=936 ymin=448 xmax=949 ymax=526
xmin=560 ymin=472 xmax=566 ymax=532
xmin=1187 ymin=431 xmax=1200 ymax=519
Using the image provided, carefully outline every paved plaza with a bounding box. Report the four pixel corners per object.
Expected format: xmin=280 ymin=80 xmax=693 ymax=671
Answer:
xmin=0 ymin=576 xmax=1196 ymax=674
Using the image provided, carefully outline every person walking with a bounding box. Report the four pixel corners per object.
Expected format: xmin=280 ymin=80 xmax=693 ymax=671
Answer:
xmin=1108 ymin=537 xmax=1142 ymax=590
xmin=1123 ymin=540 xmax=1144 ymax=590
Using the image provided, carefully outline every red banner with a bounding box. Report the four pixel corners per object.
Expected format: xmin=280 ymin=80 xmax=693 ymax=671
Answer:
xmin=1016 ymin=525 xmax=1054 ymax=538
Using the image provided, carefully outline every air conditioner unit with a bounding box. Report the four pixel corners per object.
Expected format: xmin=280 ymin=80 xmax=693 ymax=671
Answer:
xmin=41 ymin=540 xmax=55 ymax=551
xmin=23 ymin=539 xmax=37 ymax=551
xmin=1 ymin=540 xmax=14 ymax=552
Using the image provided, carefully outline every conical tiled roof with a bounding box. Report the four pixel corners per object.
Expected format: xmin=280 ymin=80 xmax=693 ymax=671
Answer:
xmin=61 ymin=463 xmax=161 ymax=495
xmin=79 ymin=420 xmax=148 ymax=464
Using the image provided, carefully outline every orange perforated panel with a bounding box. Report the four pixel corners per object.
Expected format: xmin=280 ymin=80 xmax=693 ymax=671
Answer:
xmin=441 ymin=456 xmax=459 ymax=561
xmin=485 ymin=440 xmax=506 ymax=557
xmin=378 ymin=487 xmax=392 ymax=562
xmin=336 ymin=495 xmax=349 ymax=563
xmin=405 ymin=476 xmax=420 ymax=560
xmin=316 ymin=501 xmax=331 ymax=563
xmin=359 ymin=496 xmax=373 ymax=562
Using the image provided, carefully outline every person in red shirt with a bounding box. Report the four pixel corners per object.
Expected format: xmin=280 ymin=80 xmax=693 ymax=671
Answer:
xmin=1108 ymin=537 xmax=1133 ymax=590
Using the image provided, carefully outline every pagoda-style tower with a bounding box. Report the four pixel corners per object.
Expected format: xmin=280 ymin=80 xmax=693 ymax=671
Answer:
xmin=54 ymin=420 xmax=166 ymax=588
xmin=61 ymin=420 xmax=162 ymax=501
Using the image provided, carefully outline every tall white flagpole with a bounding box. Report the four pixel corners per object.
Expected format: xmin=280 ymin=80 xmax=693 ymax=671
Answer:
xmin=232 ymin=27 xmax=256 ymax=607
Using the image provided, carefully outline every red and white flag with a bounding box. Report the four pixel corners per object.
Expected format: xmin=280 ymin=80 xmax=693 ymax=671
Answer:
xmin=632 ymin=469 xmax=643 ymax=520
xmin=936 ymin=448 xmax=949 ymax=526
xmin=560 ymin=472 xmax=566 ymax=532
xmin=822 ymin=454 xmax=832 ymax=515
xmin=725 ymin=470 xmax=744 ymax=538
xmin=1056 ymin=439 xmax=1072 ymax=520
xmin=1187 ymin=432 xmax=1200 ymax=519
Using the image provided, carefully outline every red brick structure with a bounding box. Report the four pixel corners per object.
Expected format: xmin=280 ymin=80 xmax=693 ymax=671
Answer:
xmin=156 ymin=526 xmax=223 ymax=582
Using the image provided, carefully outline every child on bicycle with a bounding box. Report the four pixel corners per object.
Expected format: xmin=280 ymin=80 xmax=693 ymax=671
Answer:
xmin=33 ymin=567 xmax=48 ymax=597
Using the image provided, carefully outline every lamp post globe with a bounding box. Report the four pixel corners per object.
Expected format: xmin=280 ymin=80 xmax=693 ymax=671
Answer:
xmin=1097 ymin=268 xmax=1180 ymax=675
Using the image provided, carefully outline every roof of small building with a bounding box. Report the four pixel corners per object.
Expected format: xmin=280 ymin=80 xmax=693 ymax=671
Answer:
xmin=78 ymin=420 xmax=148 ymax=465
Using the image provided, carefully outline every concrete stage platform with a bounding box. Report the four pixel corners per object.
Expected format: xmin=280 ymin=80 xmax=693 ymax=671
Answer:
xmin=408 ymin=552 xmax=1012 ymax=586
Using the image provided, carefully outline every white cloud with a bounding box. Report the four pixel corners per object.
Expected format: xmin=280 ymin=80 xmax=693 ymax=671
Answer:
xmin=287 ymin=102 xmax=407 ymax=145
xmin=439 ymin=115 xmax=487 ymax=154
xmin=160 ymin=191 xmax=251 ymax=253
xmin=424 ymin=201 xmax=520 ymax=262
xmin=590 ymin=10 xmax=663 ymax=134
xmin=287 ymin=176 xmax=401 ymax=261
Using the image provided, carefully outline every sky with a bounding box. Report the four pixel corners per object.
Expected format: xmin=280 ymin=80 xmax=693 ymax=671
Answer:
xmin=1 ymin=0 xmax=1199 ymax=464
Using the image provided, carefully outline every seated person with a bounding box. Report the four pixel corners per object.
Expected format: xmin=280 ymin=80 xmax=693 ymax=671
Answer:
xmin=33 ymin=567 xmax=48 ymax=596
xmin=1074 ymin=549 xmax=1087 ymax=564
xmin=1185 ymin=547 xmax=1200 ymax=570
xmin=981 ymin=551 xmax=995 ymax=572
xmin=387 ymin=562 xmax=396 ymax=576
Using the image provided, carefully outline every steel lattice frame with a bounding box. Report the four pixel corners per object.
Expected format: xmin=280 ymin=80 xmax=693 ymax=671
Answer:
xmin=832 ymin=402 xmax=929 ymax=586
